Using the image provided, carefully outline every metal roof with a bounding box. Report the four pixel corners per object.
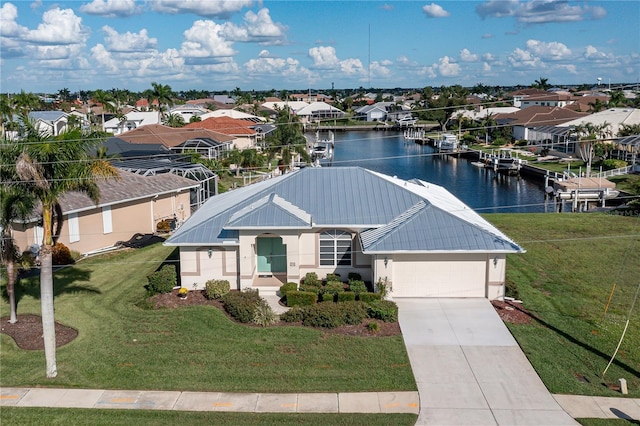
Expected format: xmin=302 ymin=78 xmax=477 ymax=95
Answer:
xmin=166 ymin=167 xmax=523 ymax=254
xmin=617 ymin=134 xmax=640 ymax=147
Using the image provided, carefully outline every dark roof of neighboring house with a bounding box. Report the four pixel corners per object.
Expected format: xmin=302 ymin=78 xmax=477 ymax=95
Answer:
xmin=166 ymin=167 xmax=523 ymax=254
xmin=115 ymin=124 xmax=234 ymax=147
xmin=494 ymin=106 xmax=588 ymax=127
xmin=103 ymin=138 xmax=169 ymax=158
xmin=508 ymin=88 xmax=550 ymax=97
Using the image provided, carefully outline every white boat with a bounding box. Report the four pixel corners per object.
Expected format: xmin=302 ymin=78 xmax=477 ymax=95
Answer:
xmin=395 ymin=116 xmax=417 ymax=127
xmin=308 ymin=131 xmax=335 ymax=166
xmin=436 ymin=133 xmax=459 ymax=152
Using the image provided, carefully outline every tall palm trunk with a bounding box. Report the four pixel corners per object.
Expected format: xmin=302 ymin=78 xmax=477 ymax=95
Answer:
xmin=41 ymin=203 xmax=57 ymax=378
xmin=7 ymin=258 xmax=17 ymax=324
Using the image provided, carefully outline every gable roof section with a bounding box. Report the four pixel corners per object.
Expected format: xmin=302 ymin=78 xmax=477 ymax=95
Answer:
xmin=166 ymin=167 xmax=523 ymax=253
xmin=494 ymin=106 xmax=588 ymax=127
xmin=184 ymin=116 xmax=257 ymax=136
xmin=226 ymin=193 xmax=312 ymax=229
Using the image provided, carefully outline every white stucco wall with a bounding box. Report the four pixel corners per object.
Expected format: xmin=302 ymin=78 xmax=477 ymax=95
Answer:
xmin=179 ymin=246 xmax=239 ymax=290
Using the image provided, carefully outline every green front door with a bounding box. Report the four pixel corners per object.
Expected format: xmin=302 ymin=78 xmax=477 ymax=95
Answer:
xmin=257 ymin=237 xmax=286 ymax=274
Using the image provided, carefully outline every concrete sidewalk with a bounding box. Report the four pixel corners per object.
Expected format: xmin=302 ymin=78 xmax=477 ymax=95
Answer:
xmin=0 ymin=387 xmax=419 ymax=414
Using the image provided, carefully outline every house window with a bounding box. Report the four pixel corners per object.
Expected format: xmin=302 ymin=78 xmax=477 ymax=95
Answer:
xmin=102 ymin=206 xmax=113 ymax=234
xmin=319 ymin=230 xmax=351 ymax=267
xmin=68 ymin=213 xmax=80 ymax=243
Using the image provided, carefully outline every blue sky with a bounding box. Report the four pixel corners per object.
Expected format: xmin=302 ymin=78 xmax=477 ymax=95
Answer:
xmin=1 ymin=0 xmax=638 ymax=94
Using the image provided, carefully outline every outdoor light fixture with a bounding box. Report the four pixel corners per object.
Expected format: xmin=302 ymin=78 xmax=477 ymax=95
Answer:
xmin=208 ymin=248 xmax=213 ymax=258
xmin=384 ymin=256 xmax=388 ymax=267
xmin=493 ymin=257 xmax=498 ymax=266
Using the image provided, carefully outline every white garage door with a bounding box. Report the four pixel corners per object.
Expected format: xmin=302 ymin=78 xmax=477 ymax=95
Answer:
xmin=392 ymin=256 xmax=486 ymax=298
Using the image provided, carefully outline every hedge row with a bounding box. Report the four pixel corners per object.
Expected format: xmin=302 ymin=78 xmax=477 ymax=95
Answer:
xmin=221 ymin=289 xmax=276 ymax=326
xmin=281 ymin=299 xmax=398 ymax=329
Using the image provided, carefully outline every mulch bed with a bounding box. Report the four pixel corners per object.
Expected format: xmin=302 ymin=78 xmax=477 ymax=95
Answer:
xmin=1 ymin=314 xmax=79 ymax=350
xmin=491 ymin=300 xmax=533 ymax=324
xmin=151 ymin=289 xmax=402 ymax=337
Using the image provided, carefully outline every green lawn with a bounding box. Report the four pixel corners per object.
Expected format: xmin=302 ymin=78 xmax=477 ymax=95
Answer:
xmin=0 ymin=407 xmax=417 ymax=426
xmin=487 ymin=213 xmax=640 ymax=398
xmin=0 ymin=244 xmax=415 ymax=393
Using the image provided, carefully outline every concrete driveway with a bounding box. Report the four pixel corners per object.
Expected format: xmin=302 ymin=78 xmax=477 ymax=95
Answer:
xmin=395 ymin=298 xmax=578 ymax=425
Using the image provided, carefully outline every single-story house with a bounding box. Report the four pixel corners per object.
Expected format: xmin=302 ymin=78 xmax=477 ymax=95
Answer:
xmin=12 ymin=170 xmax=198 ymax=256
xmin=184 ymin=117 xmax=259 ymax=149
xmin=103 ymin=111 xmax=160 ymax=135
xmin=165 ymin=167 xmax=524 ymax=299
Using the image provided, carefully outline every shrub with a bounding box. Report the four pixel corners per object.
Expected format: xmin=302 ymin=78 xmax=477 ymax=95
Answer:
xmin=347 ymin=272 xmax=362 ymax=281
xmin=221 ymin=289 xmax=262 ymax=323
xmin=146 ymin=264 xmax=177 ymax=294
xmin=323 ymin=280 xmax=345 ymax=296
xmin=367 ymin=321 xmax=380 ymax=333
xmin=178 ymin=287 xmax=188 ymax=298
xmin=286 ymin=291 xmax=317 ymax=307
xmin=279 ymin=282 xmax=298 ymax=299
xmin=156 ymin=219 xmax=171 ymax=233
xmin=52 ymin=242 xmax=74 ymax=265
xmin=337 ymin=291 xmax=356 ymax=303
xmin=358 ymin=292 xmax=382 ymax=303
xmin=601 ymin=159 xmax=627 ymax=170
xmin=505 ymin=278 xmax=519 ymax=300
xmin=341 ymin=301 xmax=368 ymax=325
xmin=281 ymin=306 xmax=305 ymax=323
xmin=321 ymin=292 xmax=335 ymax=302
xmin=302 ymin=303 xmax=344 ymax=328
xmin=253 ymin=300 xmax=278 ymax=327
xmin=325 ymin=273 xmax=341 ymax=282
xmin=368 ymin=300 xmax=398 ymax=322
xmin=299 ymin=284 xmax=320 ymax=294
xmin=303 ymin=272 xmax=319 ymax=286
xmin=348 ymin=280 xmax=367 ymax=295
xmin=204 ymin=279 xmax=230 ymax=300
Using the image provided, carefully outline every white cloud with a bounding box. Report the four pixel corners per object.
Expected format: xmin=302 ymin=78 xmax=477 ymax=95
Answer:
xmin=422 ymin=3 xmax=450 ymax=18
xmin=460 ymin=48 xmax=478 ymax=62
xmin=1 ymin=3 xmax=27 ymax=37
xmin=525 ymin=40 xmax=571 ymax=60
xmin=220 ymin=8 xmax=287 ymax=45
xmin=339 ymin=58 xmax=365 ymax=75
xmin=584 ymin=45 xmax=610 ymax=61
xmin=370 ymin=61 xmax=392 ymax=77
xmin=436 ymin=56 xmax=460 ymax=76
xmin=483 ymin=62 xmax=492 ymax=72
xmin=482 ymin=53 xmax=496 ymax=62
xmin=25 ymin=8 xmax=89 ymax=44
xmin=152 ymin=0 xmax=251 ymax=18
xmin=308 ymin=46 xmax=341 ymax=68
xmin=476 ymin=0 xmax=607 ymax=24
xmin=80 ymin=0 xmax=141 ymax=18
xmin=180 ymin=20 xmax=236 ymax=59
xmin=508 ymin=47 xmax=544 ymax=69
xmin=102 ymin=26 xmax=157 ymax=52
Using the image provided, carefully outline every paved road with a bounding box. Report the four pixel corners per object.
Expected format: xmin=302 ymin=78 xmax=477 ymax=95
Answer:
xmin=395 ymin=298 xmax=578 ymax=425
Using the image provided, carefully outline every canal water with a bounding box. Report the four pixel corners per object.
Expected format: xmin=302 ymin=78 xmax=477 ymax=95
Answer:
xmin=328 ymin=130 xmax=549 ymax=213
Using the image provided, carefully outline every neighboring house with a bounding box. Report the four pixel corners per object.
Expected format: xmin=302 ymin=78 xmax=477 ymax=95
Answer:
xmin=494 ymin=106 xmax=588 ymax=141
xmin=261 ymin=101 xmax=309 ymax=115
xmin=168 ymin=105 xmax=209 ymax=123
xmin=184 ymin=117 xmax=258 ymax=149
xmin=165 ymin=167 xmax=524 ymax=299
xmin=453 ymin=107 xmax=520 ymax=122
xmin=113 ymin=124 xmax=234 ymax=160
xmin=103 ymin=111 xmax=160 ymax=135
xmin=200 ymin=109 xmax=265 ymax=123
xmin=29 ymin=111 xmax=69 ymax=136
xmin=508 ymin=88 xmax=551 ymax=108
xmin=354 ymin=103 xmax=393 ymax=122
xmin=213 ymin=95 xmax=236 ymax=105
xmin=135 ymin=98 xmax=159 ymax=110
xmin=12 ymin=171 xmax=198 ymax=256
xmin=294 ymin=102 xmax=345 ymax=124
xmin=520 ymin=93 xmax=575 ymax=109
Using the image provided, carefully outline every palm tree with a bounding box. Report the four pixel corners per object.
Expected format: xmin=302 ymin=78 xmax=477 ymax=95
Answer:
xmin=588 ymin=99 xmax=607 ymax=113
xmin=0 ymin=185 xmax=36 ymax=324
xmin=607 ymin=90 xmax=627 ymax=108
xmin=149 ymin=82 xmax=174 ymax=123
xmin=13 ymin=90 xmax=41 ymax=115
xmin=164 ymin=113 xmax=185 ymax=128
xmin=532 ymin=77 xmax=550 ymax=91
xmin=91 ymin=89 xmax=114 ymax=129
xmin=1 ymin=115 xmax=119 ymax=377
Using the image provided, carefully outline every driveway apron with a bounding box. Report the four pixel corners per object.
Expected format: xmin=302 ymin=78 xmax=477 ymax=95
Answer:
xmin=396 ymin=298 xmax=578 ymax=425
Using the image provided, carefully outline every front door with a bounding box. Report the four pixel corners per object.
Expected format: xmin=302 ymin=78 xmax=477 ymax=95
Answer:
xmin=257 ymin=237 xmax=286 ymax=274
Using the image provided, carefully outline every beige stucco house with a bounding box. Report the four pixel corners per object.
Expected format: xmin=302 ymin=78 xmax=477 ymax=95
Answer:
xmin=12 ymin=171 xmax=198 ymax=256
xmin=165 ymin=167 xmax=524 ymax=299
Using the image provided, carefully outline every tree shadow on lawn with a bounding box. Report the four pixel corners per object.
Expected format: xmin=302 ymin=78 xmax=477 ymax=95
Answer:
xmin=511 ymin=303 xmax=640 ymax=380
xmin=2 ymin=265 xmax=101 ymax=314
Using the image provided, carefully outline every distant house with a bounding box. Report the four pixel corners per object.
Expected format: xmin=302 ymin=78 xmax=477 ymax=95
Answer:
xmin=103 ymin=111 xmax=160 ymax=135
xmin=165 ymin=167 xmax=524 ymax=299
xmin=354 ymin=103 xmax=392 ymax=122
xmin=294 ymin=102 xmax=345 ymax=124
xmin=168 ymin=105 xmax=209 ymax=123
xmin=507 ymin=88 xmax=551 ymax=108
xmin=493 ymin=106 xmax=588 ymax=142
xmin=519 ymin=93 xmax=575 ymax=109
xmin=184 ymin=117 xmax=259 ymax=149
xmin=29 ymin=111 xmax=69 ymax=136
xmin=12 ymin=170 xmax=198 ymax=256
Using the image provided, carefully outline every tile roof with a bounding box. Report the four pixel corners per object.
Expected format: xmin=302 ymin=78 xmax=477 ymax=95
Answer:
xmin=115 ymin=124 xmax=235 ymax=147
xmin=494 ymin=106 xmax=588 ymax=126
xmin=166 ymin=167 xmax=523 ymax=254
xmin=183 ymin=116 xmax=257 ymax=135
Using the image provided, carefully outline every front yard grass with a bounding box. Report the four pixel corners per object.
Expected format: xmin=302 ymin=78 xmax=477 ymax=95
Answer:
xmin=0 ymin=407 xmax=417 ymax=426
xmin=0 ymin=244 xmax=415 ymax=393
xmin=487 ymin=213 xmax=640 ymax=398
